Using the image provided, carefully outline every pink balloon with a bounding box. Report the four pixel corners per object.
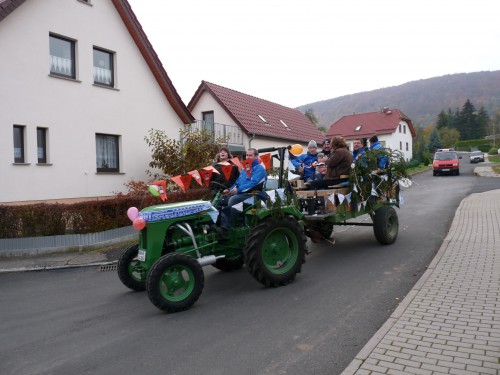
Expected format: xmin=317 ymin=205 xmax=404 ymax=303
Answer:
xmin=127 ymin=207 xmax=139 ymax=221
xmin=132 ymin=217 xmax=146 ymax=230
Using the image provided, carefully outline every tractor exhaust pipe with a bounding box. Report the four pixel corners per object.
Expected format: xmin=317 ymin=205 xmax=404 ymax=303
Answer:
xmin=197 ymin=255 xmax=225 ymax=267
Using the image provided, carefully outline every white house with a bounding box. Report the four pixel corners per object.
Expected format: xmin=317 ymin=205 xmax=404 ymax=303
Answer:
xmin=326 ymin=108 xmax=416 ymax=160
xmin=0 ymin=0 xmax=193 ymax=204
xmin=187 ymin=81 xmax=325 ymax=156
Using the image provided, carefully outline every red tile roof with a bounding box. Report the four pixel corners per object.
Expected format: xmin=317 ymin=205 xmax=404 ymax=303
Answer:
xmin=0 ymin=0 xmax=193 ymax=124
xmin=188 ymin=81 xmax=325 ymax=144
xmin=326 ymin=108 xmax=416 ymax=139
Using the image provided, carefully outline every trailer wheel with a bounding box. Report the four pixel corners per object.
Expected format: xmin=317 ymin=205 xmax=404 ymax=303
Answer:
xmin=117 ymin=243 xmax=146 ymax=291
xmin=244 ymin=216 xmax=307 ymax=287
xmin=212 ymin=255 xmax=244 ymax=272
xmin=147 ymin=253 xmax=204 ymax=313
xmin=373 ymin=206 xmax=399 ymax=245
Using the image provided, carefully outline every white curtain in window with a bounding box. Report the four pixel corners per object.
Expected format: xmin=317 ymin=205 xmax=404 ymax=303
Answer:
xmin=96 ymin=135 xmax=117 ymax=169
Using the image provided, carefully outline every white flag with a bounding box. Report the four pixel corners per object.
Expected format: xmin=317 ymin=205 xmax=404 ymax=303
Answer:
xmin=338 ymin=193 xmax=345 ymax=205
xmin=346 ymin=192 xmax=352 ymax=204
xmin=207 ymin=210 xmax=219 ymax=223
xmin=233 ymin=202 xmax=244 ymax=212
xmin=328 ymin=193 xmax=335 ymax=205
xmin=266 ymin=190 xmax=276 ymax=203
xmin=276 ymin=188 xmax=285 ymax=201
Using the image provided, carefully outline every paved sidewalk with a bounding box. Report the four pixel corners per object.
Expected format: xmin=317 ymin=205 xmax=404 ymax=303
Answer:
xmin=342 ymin=189 xmax=500 ymax=375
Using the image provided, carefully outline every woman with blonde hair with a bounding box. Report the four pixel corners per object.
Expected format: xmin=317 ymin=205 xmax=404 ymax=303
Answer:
xmin=307 ymin=136 xmax=352 ymax=189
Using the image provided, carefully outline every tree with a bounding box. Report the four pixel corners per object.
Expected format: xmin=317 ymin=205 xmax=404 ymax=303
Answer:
xmin=428 ymin=128 xmax=442 ymax=153
xmin=459 ymin=99 xmax=477 ymax=140
xmin=436 ymin=110 xmax=450 ymax=129
xmin=476 ymin=106 xmax=490 ymax=139
xmin=145 ymin=127 xmax=226 ymax=180
xmin=304 ymin=108 xmax=326 ymax=133
xmin=438 ymin=127 xmax=460 ymax=148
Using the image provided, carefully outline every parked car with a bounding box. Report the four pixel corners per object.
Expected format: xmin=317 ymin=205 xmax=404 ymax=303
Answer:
xmin=469 ymin=151 xmax=485 ymax=163
xmin=433 ymin=149 xmax=461 ymax=176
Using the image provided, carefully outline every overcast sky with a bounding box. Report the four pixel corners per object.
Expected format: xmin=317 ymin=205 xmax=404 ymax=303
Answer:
xmin=127 ymin=0 xmax=500 ymax=109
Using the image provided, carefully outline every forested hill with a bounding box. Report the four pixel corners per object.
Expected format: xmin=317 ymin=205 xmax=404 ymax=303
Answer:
xmin=298 ymin=70 xmax=500 ymax=128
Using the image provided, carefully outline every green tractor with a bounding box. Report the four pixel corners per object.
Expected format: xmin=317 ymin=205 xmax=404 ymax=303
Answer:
xmin=118 ymin=146 xmax=308 ymax=313
xmin=118 ymin=145 xmax=406 ymax=313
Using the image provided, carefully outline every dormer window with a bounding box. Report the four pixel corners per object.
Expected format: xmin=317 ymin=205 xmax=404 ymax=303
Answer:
xmin=258 ymin=115 xmax=270 ymax=125
xmin=280 ymin=120 xmax=291 ymax=130
xmin=354 ymin=125 xmax=362 ymax=131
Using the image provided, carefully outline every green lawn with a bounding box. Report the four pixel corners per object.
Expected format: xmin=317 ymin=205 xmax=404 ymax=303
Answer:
xmin=488 ymin=154 xmax=500 ymax=163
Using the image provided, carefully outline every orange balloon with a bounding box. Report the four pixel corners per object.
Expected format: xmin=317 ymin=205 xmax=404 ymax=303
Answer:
xmin=289 ymin=144 xmax=303 ymax=156
xmin=133 ymin=217 xmax=146 ymax=230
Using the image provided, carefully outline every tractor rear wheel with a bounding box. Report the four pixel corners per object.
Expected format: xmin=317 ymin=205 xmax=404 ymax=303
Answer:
xmin=117 ymin=243 xmax=146 ymax=291
xmin=146 ymin=253 xmax=204 ymax=313
xmin=373 ymin=206 xmax=399 ymax=245
xmin=244 ymin=216 xmax=307 ymax=287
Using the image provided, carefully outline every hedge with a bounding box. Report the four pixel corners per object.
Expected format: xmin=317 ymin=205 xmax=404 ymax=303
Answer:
xmin=0 ymin=188 xmax=210 ymax=239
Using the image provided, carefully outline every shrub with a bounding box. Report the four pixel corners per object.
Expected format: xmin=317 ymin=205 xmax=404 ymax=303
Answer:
xmin=0 ymin=188 xmax=210 ymax=239
xmin=489 ymin=148 xmax=499 ymax=155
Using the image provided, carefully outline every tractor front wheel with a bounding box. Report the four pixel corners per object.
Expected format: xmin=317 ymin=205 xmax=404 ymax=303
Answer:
xmin=146 ymin=253 xmax=204 ymax=313
xmin=117 ymin=243 xmax=146 ymax=291
xmin=244 ymin=216 xmax=307 ymax=287
xmin=373 ymin=206 xmax=399 ymax=245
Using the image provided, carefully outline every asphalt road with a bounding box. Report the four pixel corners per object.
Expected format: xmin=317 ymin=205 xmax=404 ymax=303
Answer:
xmin=0 ymin=157 xmax=497 ymax=375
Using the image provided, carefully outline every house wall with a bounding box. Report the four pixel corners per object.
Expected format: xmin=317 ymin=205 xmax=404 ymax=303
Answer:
xmin=0 ymin=0 xmax=185 ymax=204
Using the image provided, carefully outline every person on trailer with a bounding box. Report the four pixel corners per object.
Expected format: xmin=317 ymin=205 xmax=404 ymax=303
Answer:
xmin=306 ymin=136 xmax=352 ymax=189
xmin=290 ymin=140 xmax=319 ymax=182
xmin=209 ymin=146 xmax=239 ymax=201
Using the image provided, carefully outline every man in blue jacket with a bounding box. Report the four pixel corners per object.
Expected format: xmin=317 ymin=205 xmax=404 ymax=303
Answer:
xmin=217 ymin=148 xmax=267 ymax=236
xmin=290 ymin=140 xmax=319 ymax=182
xmin=369 ymin=135 xmax=389 ymax=170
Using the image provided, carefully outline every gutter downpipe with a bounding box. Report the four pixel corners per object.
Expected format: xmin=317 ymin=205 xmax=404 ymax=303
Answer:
xmin=248 ymin=133 xmax=256 ymax=149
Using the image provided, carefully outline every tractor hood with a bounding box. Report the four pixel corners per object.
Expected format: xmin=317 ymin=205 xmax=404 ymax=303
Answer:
xmin=139 ymin=200 xmax=215 ymax=223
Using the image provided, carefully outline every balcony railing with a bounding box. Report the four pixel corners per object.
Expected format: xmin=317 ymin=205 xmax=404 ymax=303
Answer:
xmin=189 ymin=120 xmax=244 ymax=146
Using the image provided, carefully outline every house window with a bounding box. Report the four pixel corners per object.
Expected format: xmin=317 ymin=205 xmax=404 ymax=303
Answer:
xmin=406 ymin=142 xmax=409 ymax=151
xmin=96 ymin=134 xmax=119 ymax=172
xmin=355 ymin=125 xmax=362 ymax=131
xmin=399 ymin=124 xmax=401 ymax=133
xmin=49 ymin=34 xmax=76 ymax=79
xmin=280 ymin=120 xmax=291 ymax=130
xmin=400 ymin=141 xmax=402 ymax=150
xmin=37 ymin=127 xmax=48 ymax=164
xmin=202 ymin=111 xmax=214 ymax=134
xmin=13 ymin=125 xmax=25 ymax=163
xmin=93 ymin=47 xmax=114 ymax=87
xmin=403 ymin=125 xmax=406 ymax=134
xmin=258 ymin=115 xmax=270 ymax=125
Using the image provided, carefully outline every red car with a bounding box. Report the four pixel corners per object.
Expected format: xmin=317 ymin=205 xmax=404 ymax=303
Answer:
xmin=433 ymin=149 xmax=461 ymax=176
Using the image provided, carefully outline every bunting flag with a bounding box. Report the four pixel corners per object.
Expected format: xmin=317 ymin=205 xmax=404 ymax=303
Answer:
xmin=346 ymin=192 xmax=352 ymax=204
xmin=241 ymin=159 xmax=252 ymax=176
xmin=188 ymin=170 xmax=202 ymax=186
xmin=260 ymin=153 xmax=271 ymax=171
xmin=230 ymin=157 xmax=244 ymax=171
xmin=150 ymin=180 xmax=167 ymax=202
xmin=338 ymin=193 xmax=345 ymax=205
xmin=266 ymin=190 xmax=276 ymax=203
xmin=203 ymin=165 xmax=220 ymax=174
xmin=207 ymin=210 xmax=219 ymax=223
xmin=233 ymin=202 xmax=244 ymax=212
xmin=244 ymin=197 xmax=255 ymax=205
xmin=328 ymin=193 xmax=336 ymax=205
xmin=199 ymin=169 xmax=213 ymax=187
xmin=353 ymin=184 xmax=358 ymax=193
xmin=221 ymin=164 xmax=234 ymax=182
xmin=276 ymin=188 xmax=285 ymax=201
xmin=171 ymin=174 xmax=193 ymax=192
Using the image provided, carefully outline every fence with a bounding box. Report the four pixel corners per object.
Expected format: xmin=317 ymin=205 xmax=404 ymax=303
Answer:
xmin=0 ymin=226 xmax=137 ymax=257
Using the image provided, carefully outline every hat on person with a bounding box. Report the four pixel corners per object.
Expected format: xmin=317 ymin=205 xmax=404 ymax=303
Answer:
xmin=322 ymin=139 xmax=331 ymax=146
xmin=317 ymin=152 xmax=325 ymax=158
xmin=308 ymin=140 xmax=317 ymax=148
